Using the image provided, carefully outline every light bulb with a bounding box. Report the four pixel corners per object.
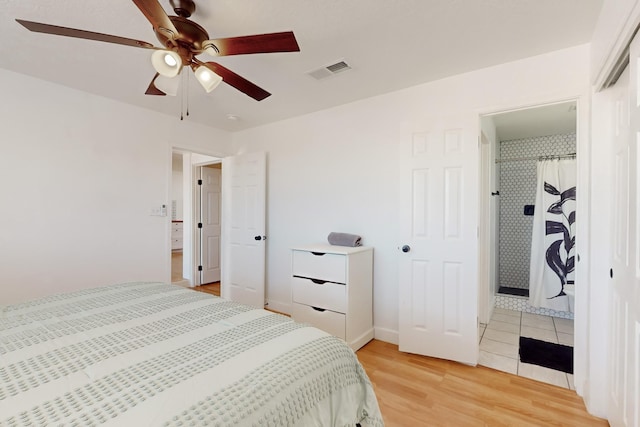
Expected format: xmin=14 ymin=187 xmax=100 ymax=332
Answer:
xmin=163 ymin=54 xmax=178 ymax=67
xmin=151 ymin=50 xmax=182 ymax=78
xmin=199 ymin=69 xmax=212 ymax=82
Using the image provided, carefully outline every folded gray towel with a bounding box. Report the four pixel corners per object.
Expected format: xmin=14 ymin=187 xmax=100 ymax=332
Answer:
xmin=328 ymin=232 xmax=362 ymax=247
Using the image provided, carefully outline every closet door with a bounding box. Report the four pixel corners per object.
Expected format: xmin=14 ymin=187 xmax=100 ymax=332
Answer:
xmin=608 ymin=34 xmax=640 ymax=427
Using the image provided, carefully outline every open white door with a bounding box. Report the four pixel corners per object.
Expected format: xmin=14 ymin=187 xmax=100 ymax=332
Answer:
xmin=398 ymin=114 xmax=479 ymax=365
xmin=221 ymin=151 xmax=266 ymax=307
xmin=608 ymin=35 xmax=640 ymax=427
xmin=199 ymin=166 xmax=221 ymax=284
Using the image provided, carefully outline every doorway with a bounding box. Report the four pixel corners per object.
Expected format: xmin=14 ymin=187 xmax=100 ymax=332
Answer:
xmin=170 ymin=150 xmax=221 ymax=293
xmin=478 ymin=101 xmax=578 ymax=388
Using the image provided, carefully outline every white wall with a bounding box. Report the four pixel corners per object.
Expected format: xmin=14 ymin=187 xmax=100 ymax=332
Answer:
xmin=233 ymin=45 xmax=592 ymax=345
xmin=0 ymin=69 xmax=232 ymax=304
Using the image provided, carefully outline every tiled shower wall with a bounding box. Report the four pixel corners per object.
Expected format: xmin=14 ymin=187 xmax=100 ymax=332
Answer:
xmin=498 ymin=133 xmax=576 ymax=291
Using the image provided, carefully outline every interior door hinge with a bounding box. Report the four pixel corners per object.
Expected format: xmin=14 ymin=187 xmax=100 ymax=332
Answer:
xmin=198 ymin=223 xmax=203 ymax=229
xmin=197 ymin=179 xmax=203 ymax=185
xmin=198 ymin=265 xmax=203 ymax=271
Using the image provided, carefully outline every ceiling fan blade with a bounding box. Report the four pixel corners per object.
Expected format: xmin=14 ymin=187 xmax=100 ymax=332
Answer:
xmin=16 ymin=19 xmax=155 ymax=49
xmin=132 ymin=0 xmax=180 ymax=41
xmin=202 ymin=61 xmax=271 ymax=101
xmin=205 ymin=31 xmax=299 ymax=56
xmin=145 ymin=73 xmax=167 ymax=95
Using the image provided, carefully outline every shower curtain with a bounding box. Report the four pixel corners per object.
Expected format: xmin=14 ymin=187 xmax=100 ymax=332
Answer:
xmin=529 ymin=158 xmax=576 ymax=312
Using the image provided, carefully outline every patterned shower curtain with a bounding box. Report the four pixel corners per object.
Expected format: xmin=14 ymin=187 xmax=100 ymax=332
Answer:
xmin=529 ymin=158 xmax=576 ymax=312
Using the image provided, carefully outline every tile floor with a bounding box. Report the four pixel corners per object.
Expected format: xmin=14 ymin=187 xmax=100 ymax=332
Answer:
xmin=479 ymin=307 xmax=575 ymax=389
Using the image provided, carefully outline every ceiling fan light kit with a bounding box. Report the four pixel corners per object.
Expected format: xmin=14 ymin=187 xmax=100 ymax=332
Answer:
xmin=194 ymin=65 xmax=222 ymax=93
xmin=153 ymin=74 xmax=180 ymax=96
xmin=15 ymin=0 xmax=300 ymax=101
xmin=151 ymin=49 xmax=182 ymax=77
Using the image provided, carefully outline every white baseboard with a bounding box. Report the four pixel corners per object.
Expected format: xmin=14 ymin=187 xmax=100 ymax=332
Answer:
xmin=374 ymin=327 xmax=399 ymax=345
xmin=350 ymin=329 xmax=375 ymax=351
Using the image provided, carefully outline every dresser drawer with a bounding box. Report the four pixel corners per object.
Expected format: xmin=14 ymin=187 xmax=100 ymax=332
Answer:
xmin=292 ymin=250 xmax=346 ymax=283
xmin=291 ymin=276 xmax=346 ymax=313
xmin=171 ymin=237 xmax=183 ymax=250
xmin=292 ymin=302 xmax=346 ymax=340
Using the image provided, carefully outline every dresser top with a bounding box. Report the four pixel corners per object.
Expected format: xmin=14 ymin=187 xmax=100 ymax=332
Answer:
xmin=291 ymin=244 xmax=372 ymax=255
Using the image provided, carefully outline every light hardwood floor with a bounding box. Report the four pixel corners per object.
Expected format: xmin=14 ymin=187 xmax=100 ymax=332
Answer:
xmin=193 ymin=282 xmax=220 ymax=296
xmin=356 ymin=340 xmax=608 ymax=426
xmin=171 ymin=251 xmax=184 ymax=282
xmin=185 ymin=285 xmax=605 ymax=426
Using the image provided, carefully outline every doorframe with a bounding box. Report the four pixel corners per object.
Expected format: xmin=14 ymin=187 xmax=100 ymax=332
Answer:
xmin=168 ymin=146 xmax=224 ymax=287
xmin=476 ymin=94 xmax=590 ymax=396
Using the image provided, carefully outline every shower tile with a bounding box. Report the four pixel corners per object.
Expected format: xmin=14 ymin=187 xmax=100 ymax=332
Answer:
xmin=479 ymin=351 xmax=518 ymax=375
xmin=480 ymin=338 xmax=519 ymax=359
xmin=557 ymin=332 xmax=574 ymax=346
xmin=483 ymin=328 xmax=520 ymax=346
xmin=498 ymin=133 xmax=576 ymax=293
xmin=495 ymin=294 xmax=574 ymax=320
xmin=521 ymin=313 xmax=555 ymax=331
xmin=518 ymin=362 xmax=569 ymax=389
xmin=553 ymin=317 xmax=574 ymax=334
xmin=520 ymin=325 xmax=558 ymax=343
xmin=486 ymin=319 xmax=520 ymax=334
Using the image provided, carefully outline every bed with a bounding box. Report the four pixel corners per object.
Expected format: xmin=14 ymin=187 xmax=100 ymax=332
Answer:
xmin=0 ymin=282 xmax=383 ymax=426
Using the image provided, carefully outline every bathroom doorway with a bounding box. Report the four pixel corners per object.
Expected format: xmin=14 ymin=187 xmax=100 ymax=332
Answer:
xmin=170 ymin=150 xmax=221 ymax=289
xmin=477 ymin=101 xmax=578 ymax=388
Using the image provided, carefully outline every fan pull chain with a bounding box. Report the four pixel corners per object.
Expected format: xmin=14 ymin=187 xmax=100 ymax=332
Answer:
xmin=186 ymin=71 xmax=190 ymax=117
xmin=179 ymin=71 xmax=191 ymax=121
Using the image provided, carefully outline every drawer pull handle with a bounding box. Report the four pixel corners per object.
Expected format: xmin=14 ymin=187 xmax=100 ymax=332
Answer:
xmin=310 ymin=252 xmax=326 ymax=256
xmin=311 ymin=306 xmax=326 ymax=312
xmin=311 ymin=279 xmax=327 ymax=285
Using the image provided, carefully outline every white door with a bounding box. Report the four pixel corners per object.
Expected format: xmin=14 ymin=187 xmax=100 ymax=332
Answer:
xmin=221 ymin=151 xmax=266 ymax=307
xmin=398 ymin=114 xmax=479 ymax=365
xmin=608 ymin=35 xmax=640 ymax=427
xmin=200 ymin=166 xmax=221 ymax=284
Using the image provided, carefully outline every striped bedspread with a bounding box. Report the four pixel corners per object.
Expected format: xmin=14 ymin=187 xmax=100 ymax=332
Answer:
xmin=0 ymin=282 xmax=383 ymax=426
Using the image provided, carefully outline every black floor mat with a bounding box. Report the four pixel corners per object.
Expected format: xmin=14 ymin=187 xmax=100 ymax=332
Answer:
xmin=519 ymin=336 xmax=573 ymax=374
xmin=498 ymin=286 xmax=529 ymax=297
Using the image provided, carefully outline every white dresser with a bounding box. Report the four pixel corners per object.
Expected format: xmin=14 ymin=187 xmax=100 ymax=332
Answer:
xmin=171 ymin=221 xmax=183 ymax=251
xmin=291 ymin=245 xmax=373 ymax=351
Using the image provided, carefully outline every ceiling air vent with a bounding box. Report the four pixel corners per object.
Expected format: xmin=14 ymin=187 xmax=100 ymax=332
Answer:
xmin=307 ymin=60 xmax=352 ymax=80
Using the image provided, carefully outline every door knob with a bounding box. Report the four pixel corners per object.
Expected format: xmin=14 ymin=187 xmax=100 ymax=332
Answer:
xmin=401 ymin=245 xmax=411 ymax=253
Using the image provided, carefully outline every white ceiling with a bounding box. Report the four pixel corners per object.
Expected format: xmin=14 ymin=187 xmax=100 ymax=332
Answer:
xmin=491 ymin=101 xmax=577 ymax=141
xmin=0 ymin=0 xmax=603 ymax=132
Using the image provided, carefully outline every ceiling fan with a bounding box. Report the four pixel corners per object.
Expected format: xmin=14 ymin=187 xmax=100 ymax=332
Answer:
xmin=16 ymin=0 xmax=300 ymax=101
